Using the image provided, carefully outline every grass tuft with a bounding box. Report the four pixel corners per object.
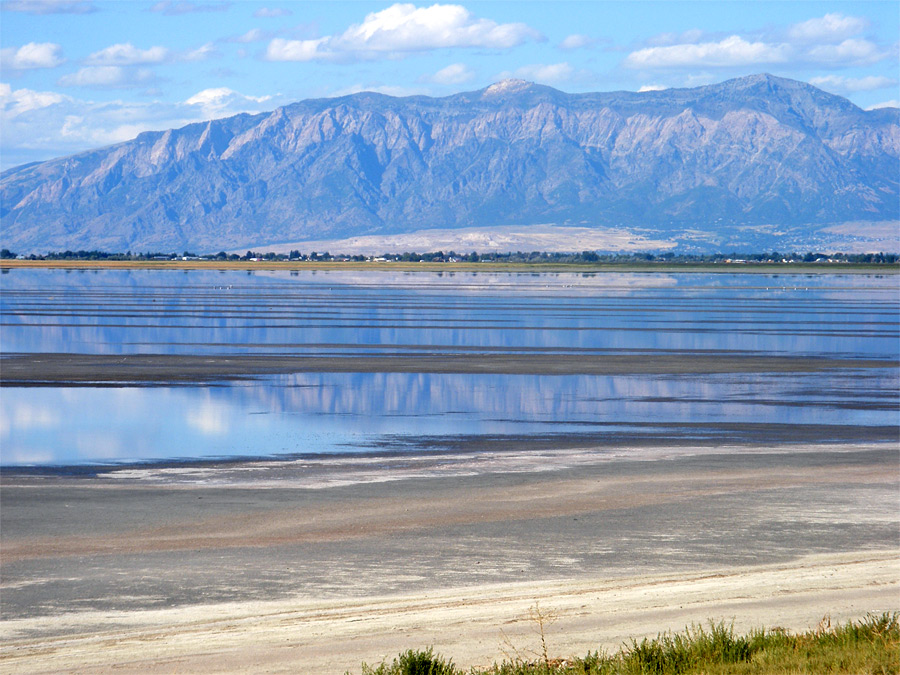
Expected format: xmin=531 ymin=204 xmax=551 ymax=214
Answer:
xmin=352 ymin=613 xmax=899 ymax=675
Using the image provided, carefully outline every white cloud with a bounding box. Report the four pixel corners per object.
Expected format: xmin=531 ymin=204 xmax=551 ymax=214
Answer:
xmin=1 ymin=81 xmax=285 ymax=169
xmin=629 ymin=13 xmax=890 ymax=71
xmin=183 ymin=42 xmax=217 ymax=61
xmin=265 ymin=3 xmax=542 ymax=62
xmin=504 ymin=62 xmax=575 ymax=84
xmin=788 ymin=13 xmax=868 ymax=43
xmin=149 ymin=1 xmax=229 ymax=15
xmin=558 ymin=34 xmax=594 ymax=51
xmin=805 ymin=38 xmax=886 ymax=66
xmin=185 ymin=86 xmax=271 ymax=116
xmin=1 ymin=0 xmax=96 ymax=14
xmin=0 ymin=81 xmax=67 ymax=117
xmin=638 ymin=84 xmax=667 ymax=92
xmin=809 ymin=75 xmax=897 ymax=93
xmin=868 ymin=100 xmax=899 ymax=110
xmin=58 ymin=66 xmax=155 ymax=88
xmin=253 ymin=7 xmax=291 ymax=18
xmin=430 ymin=62 xmax=474 ymax=85
xmin=266 ymin=37 xmax=327 ymax=62
xmin=231 ymin=28 xmax=271 ymax=43
xmin=340 ymin=3 xmax=541 ymax=51
xmin=0 ymin=42 xmax=65 ymax=70
xmin=86 ymin=43 xmax=169 ymax=66
xmin=625 ymin=35 xmax=789 ymax=68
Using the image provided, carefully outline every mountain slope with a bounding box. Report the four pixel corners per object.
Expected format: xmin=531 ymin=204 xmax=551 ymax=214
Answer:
xmin=1 ymin=74 xmax=897 ymax=253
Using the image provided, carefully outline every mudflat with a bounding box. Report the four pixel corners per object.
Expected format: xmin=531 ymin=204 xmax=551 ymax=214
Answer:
xmin=1 ymin=442 xmax=897 ymax=673
xmin=2 ymin=351 xmax=895 ymax=386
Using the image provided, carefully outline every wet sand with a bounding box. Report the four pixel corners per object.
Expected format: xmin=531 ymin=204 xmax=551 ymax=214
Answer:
xmin=2 ymin=351 xmax=895 ymax=386
xmin=1 ymin=442 xmax=898 ymax=673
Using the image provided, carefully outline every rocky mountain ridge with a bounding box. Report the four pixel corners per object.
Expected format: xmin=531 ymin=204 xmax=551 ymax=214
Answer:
xmin=1 ymin=74 xmax=897 ymax=253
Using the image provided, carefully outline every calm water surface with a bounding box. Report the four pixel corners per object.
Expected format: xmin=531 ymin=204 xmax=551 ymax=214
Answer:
xmin=1 ymin=269 xmax=897 ymax=465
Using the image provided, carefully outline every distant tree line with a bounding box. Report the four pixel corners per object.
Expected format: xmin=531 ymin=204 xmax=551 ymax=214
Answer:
xmin=1 ymin=247 xmax=897 ymax=265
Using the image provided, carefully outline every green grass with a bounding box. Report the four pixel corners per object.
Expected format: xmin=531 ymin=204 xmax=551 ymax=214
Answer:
xmin=353 ymin=613 xmax=899 ymax=675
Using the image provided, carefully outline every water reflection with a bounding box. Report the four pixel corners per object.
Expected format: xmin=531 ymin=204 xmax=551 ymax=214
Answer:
xmin=2 ymin=369 xmax=896 ymax=466
xmin=1 ymin=269 xmax=897 ymax=465
xmin=2 ymin=269 xmax=897 ymax=359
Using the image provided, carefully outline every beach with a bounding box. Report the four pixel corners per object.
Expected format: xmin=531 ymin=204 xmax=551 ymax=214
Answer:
xmin=2 ymin=442 xmax=897 ymax=673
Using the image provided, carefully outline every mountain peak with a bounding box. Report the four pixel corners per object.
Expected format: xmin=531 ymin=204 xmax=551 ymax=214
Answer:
xmin=739 ymin=72 xmax=783 ymax=84
xmin=482 ymin=79 xmax=534 ymax=97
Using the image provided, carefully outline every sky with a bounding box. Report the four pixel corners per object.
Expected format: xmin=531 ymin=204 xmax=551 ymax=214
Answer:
xmin=1 ymin=0 xmax=898 ymax=170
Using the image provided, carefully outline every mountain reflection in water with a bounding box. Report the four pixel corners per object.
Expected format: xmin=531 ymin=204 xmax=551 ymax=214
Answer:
xmin=1 ymin=269 xmax=897 ymax=466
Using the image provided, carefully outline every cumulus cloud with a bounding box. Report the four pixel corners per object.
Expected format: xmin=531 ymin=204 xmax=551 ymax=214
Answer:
xmin=627 ymin=13 xmax=889 ymax=70
xmin=1 ymin=0 xmax=96 ymax=13
xmin=558 ymin=34 xmax=594 ymax=50
xmin=150 ymin=1 xmax=229 ymax=14
xmin=868 ymin=100 xmax=899 ymax=110
xmin=253 ymin=6 xmax=291 ymax=18
xmin=788 ymin=13 xmax=868 ymax=43
xmin=265 ymin=3 xmax=542 ymax=62
xmin=429 ymin=62 xmax=474 ymax=85
xmin=58 ymin=65 xmax=156 ymax=88
xmin=809 ymin=74 xmax=897 ymax=93
xmin=266 ymin=37 xmax=327 ymax=62
xmin=625 ymin=35 xmax=789 ymax=68
xmin=638 ymin=84 xmax=667 ymax=92
xmin=0 ymin=42 xmax=65 ymax=70
xmin=86 ymin=43 xmax=169 ymax=66
xmin=1 ymin=81 xmax=67 ymax=118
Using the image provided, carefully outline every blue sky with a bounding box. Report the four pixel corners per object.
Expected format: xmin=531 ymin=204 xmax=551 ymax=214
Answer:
xmin=1 ymin=0 xmax=898 ymax=170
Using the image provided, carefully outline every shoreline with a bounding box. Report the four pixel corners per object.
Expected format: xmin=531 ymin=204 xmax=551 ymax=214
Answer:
xmin=1 ymin=551 xmax=897 ymax=673
xmin=2 ymin=259 xmax=898 ymax=273
xmin=1 ymin=438 xmax=895 ymax=483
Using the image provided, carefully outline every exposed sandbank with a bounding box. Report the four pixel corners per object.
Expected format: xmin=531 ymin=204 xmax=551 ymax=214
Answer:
xmin=2 ymin=351 xmax=895 ymax=386
xmin=1 ymin=442 xmax=897 ymax=674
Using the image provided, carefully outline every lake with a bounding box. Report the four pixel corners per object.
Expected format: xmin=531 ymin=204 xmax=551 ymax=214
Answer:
xmin=1 ymin=268 xmax=897 ymax=466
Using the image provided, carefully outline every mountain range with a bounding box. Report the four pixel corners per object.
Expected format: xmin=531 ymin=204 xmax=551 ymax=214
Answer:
xmin=1 ymin=73 xmax=897 ymax=254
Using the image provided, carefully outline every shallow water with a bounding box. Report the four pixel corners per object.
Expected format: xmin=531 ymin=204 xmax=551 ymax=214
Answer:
xmin=1 ymin=269 xmax=897 ymax=466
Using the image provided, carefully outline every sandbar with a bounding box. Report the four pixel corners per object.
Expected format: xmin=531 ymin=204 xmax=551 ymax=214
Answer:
xmin=2 ymin=352 xmax=895 ymax=386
